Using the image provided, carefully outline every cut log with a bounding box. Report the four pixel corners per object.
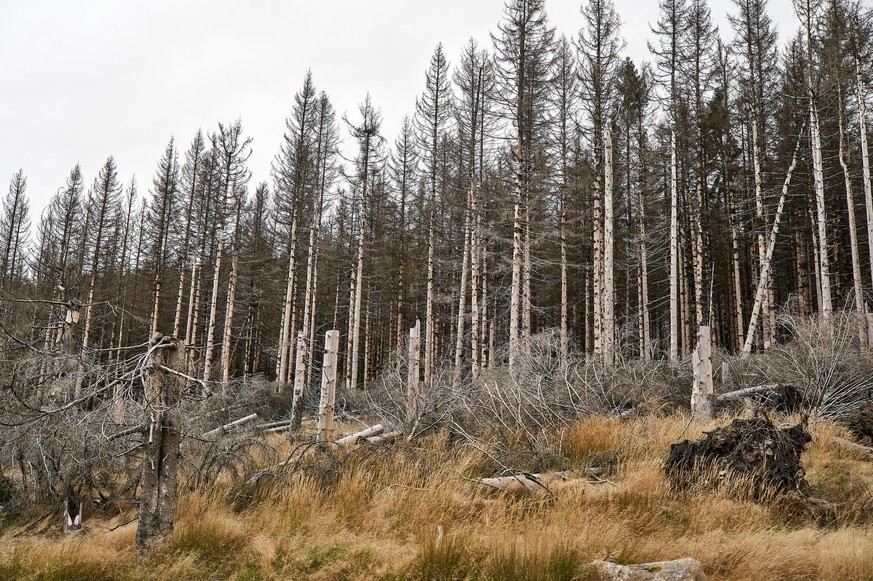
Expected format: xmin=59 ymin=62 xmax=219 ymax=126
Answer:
xmin=202 ymin=413 xmax=258 ymax=439
xmin=336 ymin=424 xmax=384 ymax=447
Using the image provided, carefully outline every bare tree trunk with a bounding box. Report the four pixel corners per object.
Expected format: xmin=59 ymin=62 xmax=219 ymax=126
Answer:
xmin=220 ymin=252 xmax=238 ymax=388
xmin=750 ymin=118 xmax=771 ymax=350
xmin=202 ymin=229 xmax=224 ymax=387
xmin=603 ymin=126 xmax=615 ymax=368
xmin=728 ymin=187 xmax=744 ymax=351
xmin=317 ymin=330 xmax=339 ymax=441
xmin=277 ymin=214 xmax=299 ymax=386
xmin=522 ymin=202 xmax=532 ymax=356
xmin=407 ymin=319 xmax=420 ymax=420
xmin=810 ymin=99 xmax=833 ymax=320
xmin=691 ymin=325 xmax=714 ymax=420
xmin=350 ymin=184 xmax=367 ymax=390
xmin=136 ymin=336 xmax=185 ymax=550
xmin=471 ymin=189 xmax=481 ymax=378
xmin=290 ymin=333 xmax=307 ymax=431
xmin=560 ymin=184 xmax=569 ymax=365
xmin=856 ymin=40 xmax=873 ymax=297
xmin=638 ymin=175 xmax=650 ymax=362
xmin=593 ymin=153 xmax=603 ymax=357
xmin=838 ymin=86 xmax=867 ymax=346
xmin=742 ymin=125 xmax=803 ymax=356
xmin=453 ymin=188 xmax=472 ymax=388
xmin=669 ymin=130 xmax=679 ymax=363
xmin=509 ymin=138 xmax=523 ymax=369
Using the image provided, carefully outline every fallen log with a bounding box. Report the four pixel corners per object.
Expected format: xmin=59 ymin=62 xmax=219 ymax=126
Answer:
xmin=364 ymin=430 xmax=402 ymax=444
xmin=256 ymin=419 xmax=293 ymax=431
xmin=478 ymin=473 xmax=546 ymax=496
xmin=263 ymin=423 xmax=293 ymax=435
xmin=202 ymin=413 xmax=258 ymax=439
xmin=819 ymin=434 xmax=873 ymax=458
xmin=716 ymin=384 xmax=779 ymax=402
xmin=336 ymin=424 xmax=384 ymax=446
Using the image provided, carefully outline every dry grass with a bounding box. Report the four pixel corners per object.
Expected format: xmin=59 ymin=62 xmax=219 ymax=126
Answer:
xmin=2 ymin=414 xmax=872 ymax=580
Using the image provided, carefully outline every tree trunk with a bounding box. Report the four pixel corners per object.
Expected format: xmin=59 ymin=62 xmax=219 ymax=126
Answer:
xmin=838 ymin=86 xmax=867 ymax=346
xmin=742 ymin=125 xmax=803 ymax=357
xmin=669 ymin=130 xmax=679 ymax=363
xmin=277 ymin=213 xmax=299 ymax=386
xmin=202 ymin=229 xmax=224 ymax=387
xmin=220 ymin=252 xmax=238 ymax=388
xmin=136 ymin=335 xmax=185 ymax=551
xmin=317 ymin=330 xmax=339 ymax=441
xmin=691 ymin=325 xmax=714 ymax=420
xmin=603 ymin=125 xmax=615 ymax=368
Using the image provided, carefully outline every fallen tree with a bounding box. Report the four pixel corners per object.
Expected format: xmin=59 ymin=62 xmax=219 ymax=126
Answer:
xmin=665 ymin=417 xmax=811 ymax=498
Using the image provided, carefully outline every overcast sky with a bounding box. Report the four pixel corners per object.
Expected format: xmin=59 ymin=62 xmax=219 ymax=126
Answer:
xmin=0 ymin=0 xmax=800 ymax=220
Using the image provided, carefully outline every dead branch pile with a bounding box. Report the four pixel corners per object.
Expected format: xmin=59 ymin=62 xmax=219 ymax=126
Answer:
xmin=665 ymin=417 xmax=811 ymax=498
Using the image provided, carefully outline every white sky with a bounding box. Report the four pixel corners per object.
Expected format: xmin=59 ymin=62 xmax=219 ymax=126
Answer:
xmin=0 ymin=0 xmax=800 ymax=220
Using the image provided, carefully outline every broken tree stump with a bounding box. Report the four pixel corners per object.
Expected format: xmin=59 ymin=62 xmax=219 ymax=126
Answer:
xmin=691 ymin=325 xmax=714 ymax=420
xmin=136 ymin=333 xmax=186 ymax=551
xmin=317 ymin=330 xmax=339 ymax=441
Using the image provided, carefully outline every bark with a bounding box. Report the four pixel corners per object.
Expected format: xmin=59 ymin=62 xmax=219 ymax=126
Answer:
xmin=136 ymin=335 xmax=186 ymax=551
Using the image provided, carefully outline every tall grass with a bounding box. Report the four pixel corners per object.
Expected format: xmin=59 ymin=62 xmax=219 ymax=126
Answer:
xmin=1 ymin=414 xmax=872 ymax=580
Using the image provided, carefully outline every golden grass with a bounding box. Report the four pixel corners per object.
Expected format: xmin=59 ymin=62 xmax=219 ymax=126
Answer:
xmin=2 ymin=414 xmax=872 ymax=580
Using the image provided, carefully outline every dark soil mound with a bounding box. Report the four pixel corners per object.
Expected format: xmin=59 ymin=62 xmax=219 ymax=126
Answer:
xmin=665 ymin=417 xmax=811 ymax=499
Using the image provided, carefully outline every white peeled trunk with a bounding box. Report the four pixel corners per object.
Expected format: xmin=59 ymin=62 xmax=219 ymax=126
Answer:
xmin=742 ymin=125 xmax=804 ymax=357
xmin=277 ymin=214 xmax=299 ymax=385
xmin=603 ymin=126 xmax=615 ymax=368
xmin=810 ymin=99 xmax=833 ymax=320
xmin=691 ymin=325 xmax=714 ymax=420
xmin=407 ymin=319 xmax=420 ymax=418
xmin=669 ymin=130 xmax=679 ymax=363
xmin=509 ymin=137 xmax=523 ymax=369
xmin=453 ymin=188 xmax=472 ymax=388
xmin=220 ymin=252 xmax=237 ymax=388
xmin=202 ymin=229 xmax=224 ymax=387
xmin=751 ymin=119 xmax=771 ymax=349
xmin=838 ymin=87 xmax=867 ymax=346
xmin=317 ymin=330 xmax=339 ymax=441
xmin=350 ymin=186 xmax=367 ymax=390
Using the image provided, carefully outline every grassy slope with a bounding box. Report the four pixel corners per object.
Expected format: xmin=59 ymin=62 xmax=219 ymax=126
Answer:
xmin=1 ymin=414 xmax=872 ymax=580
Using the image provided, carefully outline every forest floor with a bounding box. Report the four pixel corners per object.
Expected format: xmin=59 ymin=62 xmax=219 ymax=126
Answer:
xmin=1 ymin=414 xmax=873 ymax=580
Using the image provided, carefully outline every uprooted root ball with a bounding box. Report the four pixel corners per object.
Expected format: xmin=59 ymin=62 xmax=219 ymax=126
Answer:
xmin=665 ymin=417 xmax=811 ymax=499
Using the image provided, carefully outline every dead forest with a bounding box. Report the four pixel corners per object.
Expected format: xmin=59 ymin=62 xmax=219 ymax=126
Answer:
xmin=2 ymin=0 xmax=873 ymax=577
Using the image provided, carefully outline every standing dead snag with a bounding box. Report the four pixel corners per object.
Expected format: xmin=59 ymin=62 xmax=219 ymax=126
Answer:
xmin=317 ymin=330 xmax=339 ymax=441
xmin=691 ymin=325 xmax=714 ymax=420
xmin=136 ymin=333 xmax=186 ymax=551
